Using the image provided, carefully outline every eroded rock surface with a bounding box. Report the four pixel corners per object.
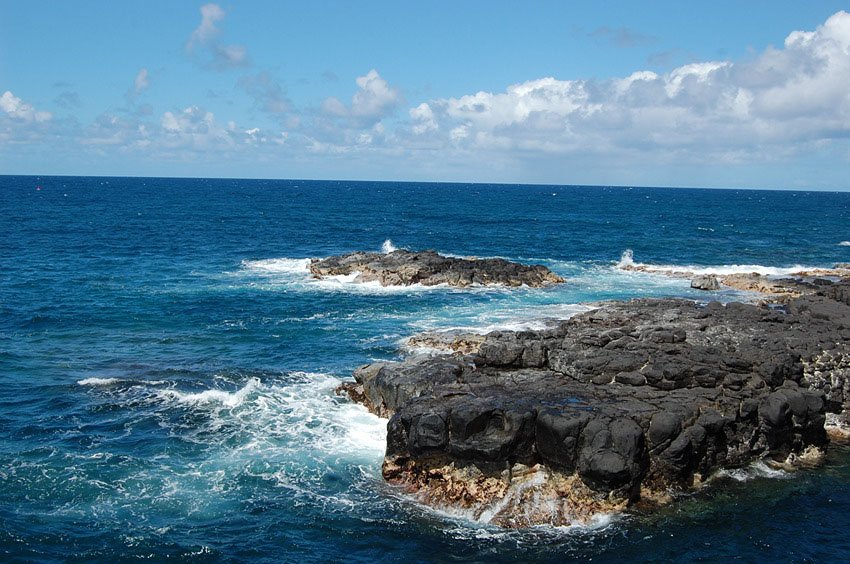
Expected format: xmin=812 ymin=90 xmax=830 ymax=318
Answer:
xmin=343 ymin=284 xmax=850 ymax=526
xmin=309 ymin=250 xmax=564 ymax=287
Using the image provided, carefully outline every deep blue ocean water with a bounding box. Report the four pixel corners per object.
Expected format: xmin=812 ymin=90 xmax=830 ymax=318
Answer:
xmin=2 ymin=175 xmax=850 ymax=562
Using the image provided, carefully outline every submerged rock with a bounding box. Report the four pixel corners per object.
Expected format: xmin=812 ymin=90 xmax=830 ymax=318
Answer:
xmin=343 ymin=284 xmax=850 ymax=527
xmin=309 ymin=250 xmax=564 ymax=288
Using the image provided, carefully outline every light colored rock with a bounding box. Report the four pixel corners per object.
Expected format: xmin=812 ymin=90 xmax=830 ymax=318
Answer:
xmin=691 ymin=274 xmax=720 ymax=291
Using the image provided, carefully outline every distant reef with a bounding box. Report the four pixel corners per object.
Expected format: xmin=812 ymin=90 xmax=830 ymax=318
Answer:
xmin=309 ymin=250 xmax=564 ymax=288
xmin=340 ymin=277 xmax=850 ymax=527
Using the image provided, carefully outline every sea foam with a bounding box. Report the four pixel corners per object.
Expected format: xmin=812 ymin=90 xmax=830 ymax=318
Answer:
xmin=77 ymin=377 xmax=121 ymax=386
xmin=157 ymin=377 xmax=262 ymax=407
xmin=240 ymin=257 xmax=311 ymax=274
xmin=616 ymin=249 xmax=822 ymax=277
xmin=715 ymin=460 xmax=789 ymax=482
xmin=381 ymin=239 xmax=398 ymax=253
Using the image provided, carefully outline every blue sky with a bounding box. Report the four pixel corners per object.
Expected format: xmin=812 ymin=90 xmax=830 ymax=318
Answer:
xmin=2 ymin=1 xmax=850 ymax=189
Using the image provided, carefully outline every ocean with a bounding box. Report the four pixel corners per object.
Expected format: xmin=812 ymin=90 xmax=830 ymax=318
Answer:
xmin=2 ymin=175 xmax=850 ymax=562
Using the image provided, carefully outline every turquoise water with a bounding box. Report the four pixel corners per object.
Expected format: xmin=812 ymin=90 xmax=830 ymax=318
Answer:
xmin=2 ymin=176 xmax=850 ymax=561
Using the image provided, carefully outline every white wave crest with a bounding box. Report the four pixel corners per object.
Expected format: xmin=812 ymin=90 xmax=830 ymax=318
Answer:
xmin=147 ymin=373 xmax=387 ymax=457
xmin=617 ymin=249 xmax=635 ymax=268
xmin=440 ymin=511 xmax=617 ymax=541
xmin=237 ymin=254 xmax=465 ymax=295
xmin=157 ymin=377 xmax=261 ymax=407
xmin=240 ymin=257 xmax=311 ymax=274
xmin=70 ymin=372 xmax=389 ymax=519
xmin=616 ymin=250 xmax=822 ymax=277
xmin=716 ymin=460 xmax=789 ymax=482
xmin=381 ymin=239 xmax=398 ymax=253
xmin=311 ymin=276 xmax=449 ymax=294
xmin=77 ymin=377 xmax=121 ymax=386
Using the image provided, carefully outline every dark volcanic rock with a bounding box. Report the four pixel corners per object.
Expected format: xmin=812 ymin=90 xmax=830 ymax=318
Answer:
xmin=309 ymin=250 xmax=564 ymax=288
xmin=345 ymin=286 xmax=850 ymax=525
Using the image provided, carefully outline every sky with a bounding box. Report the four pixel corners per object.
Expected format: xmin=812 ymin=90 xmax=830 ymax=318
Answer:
xmin=2 ymin=1 xmax=850 ymax=189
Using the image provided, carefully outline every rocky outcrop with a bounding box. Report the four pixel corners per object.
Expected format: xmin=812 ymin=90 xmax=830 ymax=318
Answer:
xmin=405 ymin=331 xmax=487 ymax=355
xmin=717 ymin=273 xmax=810 ymax=298
xmin=619 ymin=256 xmax=850 ymax=299
xmin=342 ymin=284 xmax=850 ymax=527
xmin=309 ymin=250 xmax=564 ymax=288
xmin=691 ymin=274 xmax=720 ymax=291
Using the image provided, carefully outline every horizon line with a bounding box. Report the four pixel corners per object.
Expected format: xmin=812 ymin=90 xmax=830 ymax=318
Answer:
xmin=1 ymin=173 xmax=848 ymax=195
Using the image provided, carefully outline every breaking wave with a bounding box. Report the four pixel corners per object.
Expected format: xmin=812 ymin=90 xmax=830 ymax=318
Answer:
xmin=381 ymin=239 xmax=398 ymax=253
xmin=77 ymin=377 xmax=122 ymax=386
xmin=240 ymin=257 xmax=311 ymax=275
xmin=69 ymin=371 xmax=390 ymax=522
xmin=616 ymin=249 xmax=823 ymax=277
xmin=715 ymin=461 xmax=790 ymax=482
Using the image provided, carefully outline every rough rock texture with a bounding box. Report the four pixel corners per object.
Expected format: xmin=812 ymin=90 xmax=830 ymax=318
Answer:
xmin=406 ymin=331 xmax=487 ymax=355
xmin=718 ymin=273 xmax=811 ymax=298
xmin=691 ymin=275 xmax=720 ymax=291
xmin=343 ymin=284 xmax=850 ymax=526
xmin=309 ymin=250 xmax=564 ymax=287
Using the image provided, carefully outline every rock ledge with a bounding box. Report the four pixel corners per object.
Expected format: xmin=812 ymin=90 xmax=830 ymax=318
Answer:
xmin=342 ymin=285 xmax=850 ymax=526
xmin=310 ymin=250 xmax=564 ymax=288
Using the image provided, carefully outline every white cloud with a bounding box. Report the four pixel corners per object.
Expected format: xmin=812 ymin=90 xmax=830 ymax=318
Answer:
xmin=1 ymin=91 xmax=52 ymax=122
xmin=7 ymin=11 xmax=850 ymax=187
xmin=186 ymin=3 xmax=249 ymax=70
xmin=351 ymin=69 xmax=401 ymax=117
xmin=187 ymin=3 xmax=225 ymax=50
xmin=663 ymin=62 xmax=729 ymax=97
xmin=322 ymin=69 xmax=400 ymax=125
xmin=309 ymin=69 xmax=401 ymax=152
xmin=160 ymin=105 xmax=233 ymax=147
xmin=134 ymin=68 xmax=150 ymax=94
xmin=410 ymin=102 xmax=437 ymax=134
xmin=406 ymin=10 xmax=850 ymax=163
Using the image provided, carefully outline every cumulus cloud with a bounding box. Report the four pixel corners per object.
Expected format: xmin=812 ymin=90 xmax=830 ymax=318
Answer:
xmin=186 ymin=3 xmax=249 ymax=70
xmin=305 ymin=69 xmax=402 ymax=153
xmin=322 ymin=69 xmax=400 ymax=125
xmin=410 ymin=102 xmax=437 ymax=134
xmin=406 ymin=10 xmax=850 ymax=167
xmin=0 ymin=91 xmax=56 ymax=147
xmin=7 ymin=10 xmax=850 ymax=186
xmin=159 ymin=105 xmax=236 ymax=150
xmin=1 ymin=91 xmax=52 ymax=123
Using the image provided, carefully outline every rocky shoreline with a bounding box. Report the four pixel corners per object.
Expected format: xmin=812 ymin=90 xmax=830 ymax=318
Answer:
xmin=617 ymin=251 xmax=850 ymax=300
xmin=309 ymin=250 xmax=564 ymax=288
xmin=341 ymin=277 xmax=850 ymax=527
